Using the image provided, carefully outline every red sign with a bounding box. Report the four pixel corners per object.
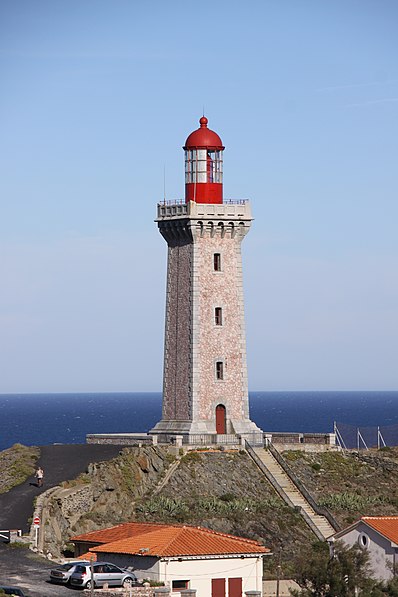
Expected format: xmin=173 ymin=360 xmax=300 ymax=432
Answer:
xmin=33 ymin=517 xmax=40 ymax=526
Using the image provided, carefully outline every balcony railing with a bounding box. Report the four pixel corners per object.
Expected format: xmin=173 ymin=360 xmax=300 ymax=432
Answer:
xmin=157 ymin=199 xmax=248 ymax=206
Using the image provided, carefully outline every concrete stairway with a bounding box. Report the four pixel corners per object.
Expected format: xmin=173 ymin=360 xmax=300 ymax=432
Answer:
xmin=252 ymin=447 xmax=335 ymax=540
xmin=152 ymin=459 xmax=181 ymax=496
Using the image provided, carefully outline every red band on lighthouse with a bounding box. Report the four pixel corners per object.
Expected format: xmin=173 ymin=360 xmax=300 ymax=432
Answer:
xmin=183 ymin=116 xmax=224 ymax=204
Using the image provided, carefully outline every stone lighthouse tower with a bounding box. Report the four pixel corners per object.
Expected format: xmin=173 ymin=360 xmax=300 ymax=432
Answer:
xmin=151 ymin=116 xmax=261 ymax=438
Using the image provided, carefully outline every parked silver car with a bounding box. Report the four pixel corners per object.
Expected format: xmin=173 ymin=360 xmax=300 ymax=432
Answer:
xmin=69 ymin=562 xmax=139 ymax=589
xmin=49 ymin=561 xmax=90 ymax=584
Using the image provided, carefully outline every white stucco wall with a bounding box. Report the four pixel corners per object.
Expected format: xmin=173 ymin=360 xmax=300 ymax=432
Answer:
xmin=336 ymin=522 xmax=397 ymax=581
xmin=99 ymin=551 xmax=265 ymax=594
xmin=159 ymin=555 xmax=264 ymax=596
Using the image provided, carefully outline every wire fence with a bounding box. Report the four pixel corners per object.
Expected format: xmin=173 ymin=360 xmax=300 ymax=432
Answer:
xmin=335 ymin=422 xmax=398 ymax=450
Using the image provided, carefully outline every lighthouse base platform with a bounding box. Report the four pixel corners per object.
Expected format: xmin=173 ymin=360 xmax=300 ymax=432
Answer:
xmin=149 ymin=418 xmax=263 ymax=445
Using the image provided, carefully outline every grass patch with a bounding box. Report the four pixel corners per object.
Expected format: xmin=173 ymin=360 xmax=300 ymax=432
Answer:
xmin=0 ymin=444 xmax=40 ymax=493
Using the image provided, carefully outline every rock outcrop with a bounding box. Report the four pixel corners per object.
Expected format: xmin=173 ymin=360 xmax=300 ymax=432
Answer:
xmin=36 ymin=446 xmax=173 ymax=557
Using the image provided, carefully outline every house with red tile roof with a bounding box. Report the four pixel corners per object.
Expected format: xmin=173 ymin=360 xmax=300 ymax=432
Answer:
xmin=71 ymin=522 xmax=270 ymax=596
xmin=329 ymin=516 xmax=398 ymax=581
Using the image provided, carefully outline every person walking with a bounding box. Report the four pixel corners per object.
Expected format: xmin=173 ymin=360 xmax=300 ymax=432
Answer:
xmin=35 ymin=467 xmax=44 ymax=487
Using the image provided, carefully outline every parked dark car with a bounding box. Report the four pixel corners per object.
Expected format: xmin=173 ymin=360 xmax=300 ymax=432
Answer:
xmin=0 ymin=587 xmax=29 ymax=596
xmin=49 ymin=560 xmax=90 ymax=584
xmin=69 ymin=562 xmax=139 ymax=589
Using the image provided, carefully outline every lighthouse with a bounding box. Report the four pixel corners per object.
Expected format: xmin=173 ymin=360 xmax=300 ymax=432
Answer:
xmin=151 ymin=117 xmax=261 ymax=439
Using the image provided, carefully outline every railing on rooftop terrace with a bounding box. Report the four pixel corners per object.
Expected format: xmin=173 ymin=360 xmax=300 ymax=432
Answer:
xmin=157 ymin=199 xmax=248 ymax=206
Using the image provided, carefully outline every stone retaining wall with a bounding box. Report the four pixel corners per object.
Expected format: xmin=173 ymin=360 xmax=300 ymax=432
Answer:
xmin=86 ymin=434 xmax=155 ymax=446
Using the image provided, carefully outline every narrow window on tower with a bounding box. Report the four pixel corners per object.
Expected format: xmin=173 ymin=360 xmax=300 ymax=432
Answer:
xmin=215 ymin=307 xmax=223 ymax=326
xmin=216 ymin=361 xmax=224 ymax=380
xmin=214 ymin=253 xmax=221 ymax=271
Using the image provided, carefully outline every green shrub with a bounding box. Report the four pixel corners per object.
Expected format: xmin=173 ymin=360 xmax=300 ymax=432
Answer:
xmin=283 ymin=450 xmax=305 ymax=462
xmin=136 ymin=494 xmax=284 ymax=521
xmin=220 ymin=492 xmax=236 ymax=502
xmin=318 ymin=492 xmax=387 ymax=512
xmin=181 ymin=451 xmax=202 ymax=463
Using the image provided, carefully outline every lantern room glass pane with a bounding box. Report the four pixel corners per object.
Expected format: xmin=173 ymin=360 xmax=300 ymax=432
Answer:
xmin=185 ymin=149 xmax=223 ymax=184
xmin=196 ymin=149 xmax=207 ymax=183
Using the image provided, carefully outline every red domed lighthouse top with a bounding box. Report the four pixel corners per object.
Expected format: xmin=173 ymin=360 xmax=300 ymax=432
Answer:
xmin=184 ymin=116 xmax=224 ymax=204
xmin=184 ymin=116 xmax=224 ymax=150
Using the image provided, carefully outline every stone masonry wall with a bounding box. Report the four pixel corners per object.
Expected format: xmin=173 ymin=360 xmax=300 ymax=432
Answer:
xmin=193 ymin=229 xmax=249 ymax=426
xmin=155 ymin=202 xmax=254 ymax=434
xmin=162 ymin=241 xmax=193 ymax=421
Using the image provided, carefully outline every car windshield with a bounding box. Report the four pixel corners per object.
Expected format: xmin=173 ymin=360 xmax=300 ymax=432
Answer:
xmin=58 ymin=564 xmax=74 ymax=570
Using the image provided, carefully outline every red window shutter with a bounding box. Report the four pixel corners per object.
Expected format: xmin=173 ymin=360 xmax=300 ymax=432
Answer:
xmin=228 ymin=577 xmax=242 ymax=597
xmin=212 ymin=578 xmax=226 ymax=597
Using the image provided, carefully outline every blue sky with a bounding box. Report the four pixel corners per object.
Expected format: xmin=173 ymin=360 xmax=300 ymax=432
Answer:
xmin=0 ymin=0 xmax=397 ymax=393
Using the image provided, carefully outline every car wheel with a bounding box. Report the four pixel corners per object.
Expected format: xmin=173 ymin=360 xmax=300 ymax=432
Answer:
xmin=86 ymin=580 xmax=95 ymax=589
xmin=123 ymin=578 xmax=133 ymax=587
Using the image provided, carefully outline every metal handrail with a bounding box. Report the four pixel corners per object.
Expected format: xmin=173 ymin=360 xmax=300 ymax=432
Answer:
xmin=157 ymin=199 xmax=248 ymax=207
xmin=245 ymin=440 xmax=325 ymax=541
xmin=245 ymin=441 xmax=296 ymax=509
xmin=267 ymin=442 xmax=340 ymax=532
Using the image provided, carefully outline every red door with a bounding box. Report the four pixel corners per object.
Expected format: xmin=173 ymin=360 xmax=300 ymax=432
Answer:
xmin=212 ymin=578 xmax=226 ymax=597
xmin=228 ymin=577 xmax=242 ymax=597
xmin=216 ymin=404 xmax=226 ymax=434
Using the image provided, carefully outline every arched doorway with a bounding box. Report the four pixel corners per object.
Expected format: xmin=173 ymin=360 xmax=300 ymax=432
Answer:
xmin=216 ymin=404 xmax=226 ymax=434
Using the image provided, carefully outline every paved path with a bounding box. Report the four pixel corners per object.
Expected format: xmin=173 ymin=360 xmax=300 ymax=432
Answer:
xmin=0 ymin=444 xmax=122 ymax=533
xmin=0 ymin=542 xmax=73 ymax=597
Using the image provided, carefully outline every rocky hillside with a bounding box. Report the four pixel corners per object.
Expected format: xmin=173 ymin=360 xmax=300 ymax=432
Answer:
xmin=135 ymin=449 xmax=313 ymax=564
xmin=39 ymin=445 xmax=173 ymax=557
xmin=282 ymin=447 xmax=398 ymax=527
xmin=35 ymin=445 xmax=313 ymax=563
xmin=3 ymin=443 xmax=397 ymax=572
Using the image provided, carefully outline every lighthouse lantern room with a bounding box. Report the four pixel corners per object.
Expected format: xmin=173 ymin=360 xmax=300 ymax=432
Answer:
xmin=151 ymin=116 xmax=262 ymax=440
xmin=184 ymin=116 xmax=224 ymax=204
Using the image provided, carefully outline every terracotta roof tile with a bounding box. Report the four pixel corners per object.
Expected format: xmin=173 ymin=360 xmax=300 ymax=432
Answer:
xmin=71 ymin=522 xmax=169 ymax=544
xmin=362 ymin=516 xmax=398 ymax=545
xmin=88 ymin=523 xmax=269 ymax=557
xmin=78 ymin=552 xmax=97 ymax=561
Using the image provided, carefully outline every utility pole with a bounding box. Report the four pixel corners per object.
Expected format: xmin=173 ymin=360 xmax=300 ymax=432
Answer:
xmin=276 ymin=548 xmax=282 ymax=597
xmin=90 ymin=556 xmax=94 ymax=597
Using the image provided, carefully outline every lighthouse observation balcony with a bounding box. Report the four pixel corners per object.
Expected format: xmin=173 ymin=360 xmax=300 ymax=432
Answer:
xmin=157 ymin=199 xmax=252 ymax=221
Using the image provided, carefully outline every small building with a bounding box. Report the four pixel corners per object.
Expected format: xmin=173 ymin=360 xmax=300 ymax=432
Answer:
xmin=329 ymin=516 xmax=398 ymax=581
xmin=72 ymin=522 xmax=270 ymax=596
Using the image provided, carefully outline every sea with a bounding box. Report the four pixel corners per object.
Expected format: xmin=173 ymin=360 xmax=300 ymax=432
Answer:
xmin=1 ymin=391 xmax=398 ymax=452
